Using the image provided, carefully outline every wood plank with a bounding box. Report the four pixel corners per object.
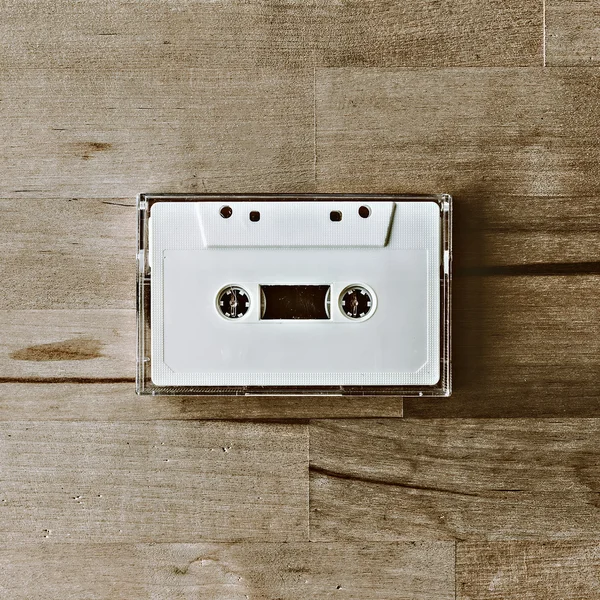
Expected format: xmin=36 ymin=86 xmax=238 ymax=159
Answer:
xmin=310 ymin=419 xmax=600 ymax=541
xmin=404 ymin=364 xmax=600 ymax=419
xmin=450 ymin=195 xmax=600 ymax=269
xmin=457 ymin=542 xmax=600 ymax=599
xmin=0 ymin=383 xmax=403 ymax=420
xmin=546 ymin=0 xmax=600 ymax=65
xmin=0 ymin=421 xmax=307 ymax=542
xmin=313 ymin=0 xmax=542 ymax=67
xmin=0 ymin=310 xmax=134 ymax=380
xmin=1 ymin=0 xmax=542 ymax=70
xmin=0 ymin=67 xmax=315 ymax=198
xmin=315 ymin=67 xmax=600 ymax=202
xmin=0 ymin=0 xmax=314 ymax=69
xmin=0 ymin=542 xmax=454 ymax=600
xmin=0 ymin=199 xmax=135 ymax=310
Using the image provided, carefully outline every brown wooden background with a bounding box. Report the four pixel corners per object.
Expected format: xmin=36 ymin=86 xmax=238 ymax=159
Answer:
xmin=1 ymin=1 xmax=599 ymax=598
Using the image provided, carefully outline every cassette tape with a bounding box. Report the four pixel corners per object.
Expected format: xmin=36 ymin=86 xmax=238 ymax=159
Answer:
xmin=137 ymin=194 xmax=451 ymax=397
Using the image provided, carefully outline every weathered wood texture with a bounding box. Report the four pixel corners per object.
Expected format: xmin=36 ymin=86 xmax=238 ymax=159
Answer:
xmin=1 ymin=0 xmax=541 ymax=69
xmin=0 ymin=0 xmax=314 ymax=69
xmin=0 ymin=383 xmax=403 ymax=420
xmin=0 ymin=199 xmax=135 ymax=310
xmin=0 ymin=542 xmax=455 ymax=600
xmin=546 ymin=0 xmax=600 ymax=65
xmin=310 ymin=419 xmax=600 ymax=541
xmin=0 ymin=68 xmax=315 ymax=198
xmin=0 ymin=421 xmax=307 ymax=542
xmin=312 ymin=0 xmax=542 ymax=67
xmin=457 ymin=542 xmax=600 ymax=599
xmin=0 ymin=310 xmax=133 ymax=380
xmin=315 ymin=68 xmax=600 ymax=199
xmin=410 ymin=274 xmax=600 ymax=418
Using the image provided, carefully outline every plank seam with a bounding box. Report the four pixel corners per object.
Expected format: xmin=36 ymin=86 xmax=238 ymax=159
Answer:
xmin=454 ymin=540 xmax=457 ymax=600
xmin=543 ymin=0 xmax=547 ymax=66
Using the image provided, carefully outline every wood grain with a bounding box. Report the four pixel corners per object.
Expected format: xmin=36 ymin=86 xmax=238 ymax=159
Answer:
xmin=315 ymin=67 xmax=600 ymax=199
xmin=0 ymin=542 xmax=454 ymax=600
xmin=546 ymin=0 xmax=600 ymax=65
xmin=310 ymin=419 xmax=600 ymax=541
xmin=313 ymin=0 xmax=542 ymax=67
xmin=0 ymin=0 xmax=541 ymax=70
xmin=0 ymin=421 xmax=307 ymax=542
xmin=0 ymin=383 xmax=403 ymax=420
xmin=457 ymin=542 xmax=600 ymax=599
xmin=0 ymin=199 xmax=135 ymax=310
xmin=0 ymin=0 xmax=314 ymax=69
xmin=2 ymin=0 xmax=599 ymax=592
xmin=0 ymin=310 xmax=134 ymax=380
xmin=0 ymin=67 xmax=314 ymax=198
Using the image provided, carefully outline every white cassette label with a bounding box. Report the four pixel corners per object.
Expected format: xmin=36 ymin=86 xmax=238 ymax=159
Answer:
xmin=149 ymin=200 xmax=441 ymax=387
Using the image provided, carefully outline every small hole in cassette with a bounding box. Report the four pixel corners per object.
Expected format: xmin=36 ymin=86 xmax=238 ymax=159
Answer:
xmin=358 ymin=205 xmax=371 ymax=218
xmin=220 ymin=205 xmax=233 ymax=219
xmin=330 ymin=210 xmax=342 ymax=222
xmin=249 ymin=211 xmax=260 ymax=222
xmin=340 ymin=285 xmax=374 ymax=320
xmin=217 ymin=285 xmax=250 ymax=319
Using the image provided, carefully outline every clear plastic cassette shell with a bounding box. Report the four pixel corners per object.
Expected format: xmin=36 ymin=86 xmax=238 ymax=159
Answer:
xmin=137 ymin=194 xmax=452 ymax=397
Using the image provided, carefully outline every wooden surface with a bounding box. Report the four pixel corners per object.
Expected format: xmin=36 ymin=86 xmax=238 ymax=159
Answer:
xmin=0 ymin=542 xmax=454 ymax=600
xmin=310 ymin=420 xmax=600 ymax=541
xmin=0 ymin=421 xmax=307 ymax=543
xmin=457 ymin=542 xmax=600 ymax=599
xmin=1 ymin=0 xmax=599 ymax=598
xmin=546 ymin=0 xmax=600 ymax=65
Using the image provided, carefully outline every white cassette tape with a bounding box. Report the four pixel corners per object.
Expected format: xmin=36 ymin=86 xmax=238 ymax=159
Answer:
xmin=137 ymin=194 xmax=451 ymax=396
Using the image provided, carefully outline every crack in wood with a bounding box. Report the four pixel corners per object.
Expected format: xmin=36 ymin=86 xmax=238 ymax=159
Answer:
xmin=310 ymin=465 xmax=480 ymax=498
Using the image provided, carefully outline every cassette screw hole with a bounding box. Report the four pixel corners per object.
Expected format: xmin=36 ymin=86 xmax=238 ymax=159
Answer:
xmin=330 ymin=210 xmax=342 ymax=222
xmin=358 ymin=205 xmax=371 ymax=218
xmin=340 ymin=286 xmax=373 ymax=319
xmin=217 ymin=286 xmax=250 ymax=319
xmin=249 ymin=211 xmax=260 ymax=222
xmin=220 ymin=205 xmax=233 ymax=219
